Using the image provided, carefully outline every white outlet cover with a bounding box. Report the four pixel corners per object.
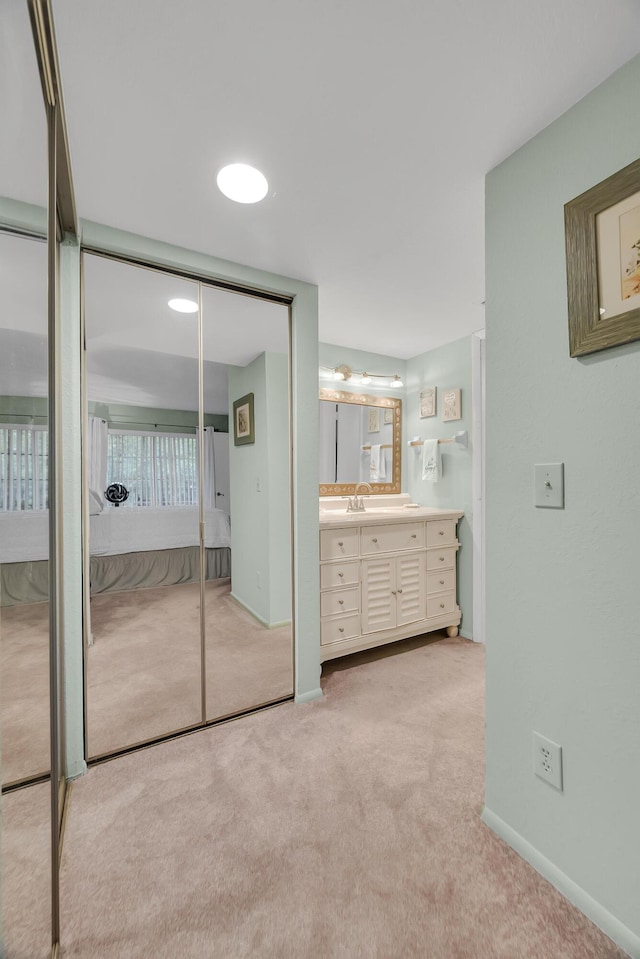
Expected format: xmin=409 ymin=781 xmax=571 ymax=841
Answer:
xmin=534 ymin=463 xmax=564 ymax=509
xmin=533 ymin=731 xmax=563 ymax=790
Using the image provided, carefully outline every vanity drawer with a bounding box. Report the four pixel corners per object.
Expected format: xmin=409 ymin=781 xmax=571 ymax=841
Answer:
xmin=320 ymin=561 xmax=359 ymax=590
xmin=427 ymin=569 xmax=455 ymax=593
xmin=426 ymin=520 xmax=456 ymax=547
xmin=360 ymin=522 xmax=424 ymax=555
xmin=321 ymin=614 xmax=360 ymax=646
xmin=321 ymin=587 xmax=360 ymax=617
xmin=426 ymin=546 xmax=456 ymax=571
xmin=320 ymin=528 xmax=359 ymax=561
xmin=426 ymin=591 xmax=456 ymax=619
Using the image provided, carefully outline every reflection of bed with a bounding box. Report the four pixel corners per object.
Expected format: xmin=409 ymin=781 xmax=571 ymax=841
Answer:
xmin=0 ymin=507 xmax=231 ymax=605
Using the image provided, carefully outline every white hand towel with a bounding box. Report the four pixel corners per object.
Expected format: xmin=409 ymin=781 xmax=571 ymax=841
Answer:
xmin=369 ymin=444 xmax=384 ymax=481
xmin=421 ymin=438 xmax=441 ymax=482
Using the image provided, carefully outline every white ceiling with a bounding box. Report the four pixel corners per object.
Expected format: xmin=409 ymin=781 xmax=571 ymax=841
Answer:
xmin=2 ymin=1 xmax=640 ymax=359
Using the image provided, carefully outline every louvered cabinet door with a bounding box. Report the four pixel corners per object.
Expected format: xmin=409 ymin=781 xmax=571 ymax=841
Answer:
xmin=361 ymin=557 xmax=396 ymax=634
xmin=395 ymin=552 xmax=425 ymax=626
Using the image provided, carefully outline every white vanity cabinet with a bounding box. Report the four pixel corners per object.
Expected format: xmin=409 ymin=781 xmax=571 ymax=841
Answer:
xmin=319 ymin=508 xmax=463 ymax=663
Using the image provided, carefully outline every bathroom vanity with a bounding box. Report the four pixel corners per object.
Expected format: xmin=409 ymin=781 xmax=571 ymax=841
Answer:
xmin=319 ymin=495 xmax=463 ymax=662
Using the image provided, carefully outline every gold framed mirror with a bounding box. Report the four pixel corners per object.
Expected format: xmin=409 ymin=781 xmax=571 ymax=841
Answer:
xmin=319 ymin=387 xmax=401 ymax=495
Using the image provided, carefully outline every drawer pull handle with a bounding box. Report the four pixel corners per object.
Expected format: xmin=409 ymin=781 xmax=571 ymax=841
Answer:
xmin=439 ymin=530 xmax=444 ymax=536
xmin=397 ymin=588 xmax=403 ymax=594
xmin=339 ymin=627 xmax=344 ymax=633
xmin=391 ymin=590 xmax=396 ymax=595
xmin=440 ymin=603 xmax=445 ymax=609
xmin=439 ymin=556 xmax=445 ymax=562
xmin=411 ymin=534 xmax=417 ymax=539
xmin=338 ymin=572 xmax=344 ymax=578
xmin=338 ymin=541 xmax=344 ymax=547
xmin=439 ymin=579 xmax=445 ymax=585
xmin=338 ymin=600 xmax=344 ymax=605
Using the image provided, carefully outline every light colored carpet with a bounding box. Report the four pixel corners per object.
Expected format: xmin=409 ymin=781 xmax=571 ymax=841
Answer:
xmin=0 ymin=602 xmax=50 ymax=784
xmin=0 ymin=579 xmax=292 ymax=780
xmin=87 ymin=579 xmax=293 ymax=757
xmin=1 ymin=781 xmax=51 ymax=959
xmin=55 ymin=636 xmax=628 ymax=959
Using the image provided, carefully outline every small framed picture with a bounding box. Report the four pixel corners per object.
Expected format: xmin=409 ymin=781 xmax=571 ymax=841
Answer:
xmin=383 ymin=409 xmax=394 ymax=425
xmin=442 ymin=388 xmax=461 ymax=422
xmin=367 ymin=408 xmax=380 ymax=433
xmin=233 ymin=392 xmax=255 ymax=445
xmin=419 ymin=387 xmax=436 ymax=418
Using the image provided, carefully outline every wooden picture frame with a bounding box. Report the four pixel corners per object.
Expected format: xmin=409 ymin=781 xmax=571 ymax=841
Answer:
xmin=233 ymin=392 xmax=255 ymax=446
xmin=565 ymin=157 xmax=640 ymax=357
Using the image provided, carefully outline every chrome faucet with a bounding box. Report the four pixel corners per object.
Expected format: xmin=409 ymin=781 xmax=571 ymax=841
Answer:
xmin=347 ymin=482 xmax=373 ymax=512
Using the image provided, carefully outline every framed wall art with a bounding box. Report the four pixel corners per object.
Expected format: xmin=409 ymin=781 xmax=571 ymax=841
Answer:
xmin=441 ymin=388 xmax=461 ymax=422
xmin=565 ymin=157 xmax=640 ymax=357
xmin=419 ymin=387 xmax=436 ymax=418
xmin=233 ymin=392 xmax=255 ymax=446
xmin=367 ymin=408 xmax=380 ymax=433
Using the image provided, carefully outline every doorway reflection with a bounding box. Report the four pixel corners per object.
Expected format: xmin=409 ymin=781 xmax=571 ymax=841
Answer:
xmin=202 ymin=285 xmax=293 ymax=720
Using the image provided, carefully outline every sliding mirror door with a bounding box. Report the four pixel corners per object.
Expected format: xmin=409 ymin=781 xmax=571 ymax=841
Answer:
xmin=83 ymin=254 xmax=202 ymax=757
xmin=202 ymin=286 xmax=293 ymax=720
xmin=0 ymin=232 xmax=50 ymax=786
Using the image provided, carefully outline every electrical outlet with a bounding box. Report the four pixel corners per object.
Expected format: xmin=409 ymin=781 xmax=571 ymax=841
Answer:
xmin=533 ymin=732 xmax=563 ymax=790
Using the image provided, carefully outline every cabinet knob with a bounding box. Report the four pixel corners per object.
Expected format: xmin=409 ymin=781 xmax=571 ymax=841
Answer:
xmin=338 ymin=541 xmax=344 ymax=547
xmin=397 ymin=588 xmax=403 ymax=594
xmin=439 ymin=556 xmax=445 ymax=562
xmin=439 ymin=530 xmax=444 ymax=536
xmin=440 ymin=603 xmax=445 ymax=609
xmin=338 ymin=572 xmax=344 ymax=578
xmin=439 ymin=579 xmax=444 ymax=585
xmin=411 ymin=534 xmax=417 ymax=539
xmin=372 ymin=537 xmax=378 ymax=543
xmin=339 ymin=627 xmax=344 ymax=633
xmin=391 ymin=589 xmax=397 ymax=595
xmin=338 ymin=599 xmax=344 ymax=605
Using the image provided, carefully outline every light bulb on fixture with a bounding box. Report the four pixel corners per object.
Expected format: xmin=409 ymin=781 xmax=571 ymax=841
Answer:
xmin=391 ymin=375 xmax=403 ymax=388
xmin=361 ymin=372 xmax=371 ymax=385
xmin=333 ymin=364 xmax=352 ymax=381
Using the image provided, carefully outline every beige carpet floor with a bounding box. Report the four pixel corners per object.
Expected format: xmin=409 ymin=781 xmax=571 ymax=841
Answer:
xmin=1 ymin=780 xmax=51 ymax=959
xmin=48 ymin=635 xmax=629 ymax=959
xmin=1 ymin=579 xmax=292 ymax=782
xmin=0 ymin=602 xmax=51 ymax=783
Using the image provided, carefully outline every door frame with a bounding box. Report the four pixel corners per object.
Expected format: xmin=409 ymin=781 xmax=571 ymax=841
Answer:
xmin=471 ymin=329 xmax=486 ymax=645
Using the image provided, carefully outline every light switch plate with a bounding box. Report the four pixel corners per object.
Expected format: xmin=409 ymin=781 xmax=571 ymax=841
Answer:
xmin=534 ymin=463 xmax=564 ymax=508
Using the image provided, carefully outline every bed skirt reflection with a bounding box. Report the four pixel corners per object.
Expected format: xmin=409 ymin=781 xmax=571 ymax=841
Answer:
xmin=0 ymin=547 xmax=231 ymax=606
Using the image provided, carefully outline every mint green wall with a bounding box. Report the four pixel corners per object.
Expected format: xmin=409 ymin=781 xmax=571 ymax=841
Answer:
xmin=89 ymin=401 xmax=228 ymax=434
xmin=485 ymin=55 xmax=640 ymax=955
xmin=405 ymin=337 xmax=473 ymax=638
xmin=229 ymin=352 xmax=291 ymax=627
xmin=0 ymin=396 xmax=48 ymax=423
xmin=265 ymin=352 xmax=292 ymax=624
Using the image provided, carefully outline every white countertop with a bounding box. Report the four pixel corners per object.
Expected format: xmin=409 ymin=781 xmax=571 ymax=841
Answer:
xmin=319 ymin=505 xmax=464 ymax=528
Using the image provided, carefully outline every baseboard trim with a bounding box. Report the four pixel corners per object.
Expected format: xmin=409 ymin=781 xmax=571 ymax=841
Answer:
xmin=459 ymin=628 xmax=474 ymax=641
xmin=295 ymin=687 xmax=323 ymax=705
xmin=230 ymin=591 xmax=291 ymax=630
xmin=481 ymin=806 xmax=640 ymax=958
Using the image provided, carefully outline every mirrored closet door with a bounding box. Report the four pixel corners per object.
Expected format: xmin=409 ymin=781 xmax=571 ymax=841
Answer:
xmin=83 ymin=254 xmax=203 ymax=757
xmin=0 ymin=231 xmax=51 ymax=787
xmin=83 ymin=254 xmax=294 ymax=759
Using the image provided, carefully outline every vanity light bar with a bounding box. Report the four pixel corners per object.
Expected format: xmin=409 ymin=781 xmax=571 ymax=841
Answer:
xmin=319 ymin=366 xmax=404 ymax=388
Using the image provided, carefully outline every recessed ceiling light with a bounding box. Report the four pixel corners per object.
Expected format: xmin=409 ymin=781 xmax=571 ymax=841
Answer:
xmin=168 ymin=298 xmax=198 ymax=314
xmin=217 ymin=163 xmax=268 ymax=204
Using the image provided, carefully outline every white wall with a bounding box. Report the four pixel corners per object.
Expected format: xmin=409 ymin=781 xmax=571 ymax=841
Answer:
xmin=484 ymin=54 xmax=640 ymax=955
